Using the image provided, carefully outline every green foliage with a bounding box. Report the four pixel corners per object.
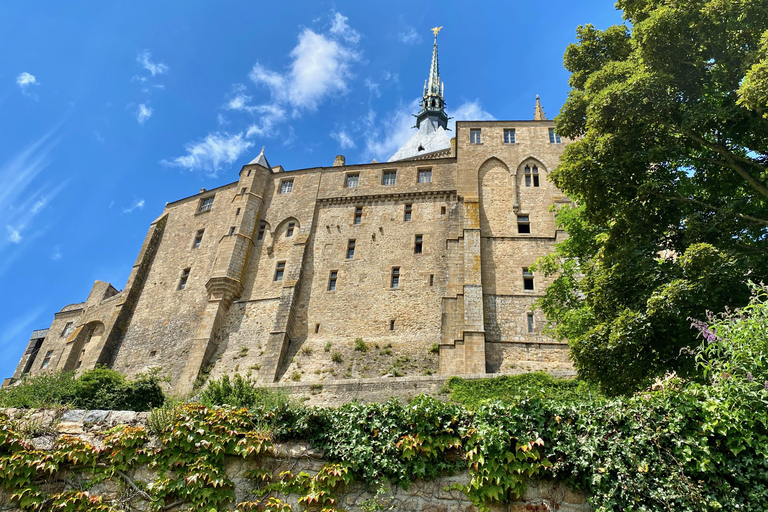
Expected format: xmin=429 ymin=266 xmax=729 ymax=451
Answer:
xmin=540 ymin=0 xmax=768 ymax=394
xmin=429 ymin=343 xmax=439 ymax=354
xmin=331 ymin=351 xmax=343 ymax=363
xmin=446 ymin=373 xmax=602 ymax=409
xmin=354 ymin=337 xmax=368 ymax=352
xmin=0 ymin=368 xmax=164 ymax=411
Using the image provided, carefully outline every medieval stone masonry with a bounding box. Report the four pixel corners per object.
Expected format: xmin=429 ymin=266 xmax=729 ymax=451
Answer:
xmin=7 ymin=33 xmax=575 ymax=394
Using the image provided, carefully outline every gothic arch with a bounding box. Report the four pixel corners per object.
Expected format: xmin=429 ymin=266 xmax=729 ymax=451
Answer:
xmin=478 ymin=157 xmax=515 ymax=237
xmin=515 ymin=157 xmax=548 ymax=206
xmin=273 ymin=217 xmax=300 ymax=239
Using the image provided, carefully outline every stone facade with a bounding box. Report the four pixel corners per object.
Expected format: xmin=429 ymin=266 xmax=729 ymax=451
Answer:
xmin=7 ymin=119 xmax=575 ymax=394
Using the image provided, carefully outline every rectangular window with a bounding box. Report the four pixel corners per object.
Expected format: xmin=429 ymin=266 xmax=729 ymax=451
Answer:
xmin=504 ymin=128 xmax=516 ymax=144
xmin=193 ymin=229 xmax=204 ymax=249
xmin=235 ymin=208 xmax=241 ymax=216
xmin=470 ymin=129 xmax=481 ymax=144
xmin=527 ymin=312 xmax=535 ymax=333
xmin=417 ymin=169 xmax=432 ymax=183
xmin=199 ymin=196 xmax=214 ymax=212
xmin=429 ymin=274 xmax=434 ymax=286
xmin=229 ymin=226 xmax=236 ymax=236
xmin=345 ymin=173 xmax=359 ymax=188
xmin=280 ymin=179 xmax=294 ymax=194
xmin=247 ymin=169 xmax=252 ymax=177
xmin=61 ymin=322 xmax=74 ymax=338
xmin=240 ymin=187 xmax=247 ymax=197
xmin=178 ymin=268 xmax=191 ymax=290
xmin=347 ymin=239 xmax=356 ymax=259
xmin=441 ymin=206 xmax=446 ymax=215
xmin=517 ymin=216 xmax=531 ymax=234
xmin=257 ymin=223 xmax=266 ymax=240
xmin=328 ymin=270 xmax=338 ymax=291
xmin=382 ymin=171 xmax=397 ymax=186
xmin=315 ymin=323 xmax=320 ymax=333
xmin=40 ymin=350 xmax=53 ymax=370
xmin=286 ymin=222 xmax=295 ymax=237
xmin=391 ymin=267 xmax=400 ymax=288
xmin=523 ymin=268 xmax=534 ymax=291
xmin=549 ymin=128 xmax=562 ymax=144
xmin=414 ymin=235 xmax=423 ymax=254
xmin=404 ymin=204 xmax=412 ymax=222
xmin=274 ymin=261 xmax=286 ymax=281
xmin=390 ymin=320 xmax=395 ymax=330
xmin=354 ymin=206 xmax=363 ymax=225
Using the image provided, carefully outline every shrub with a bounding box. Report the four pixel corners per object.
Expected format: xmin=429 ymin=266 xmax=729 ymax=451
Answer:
xmin=354 ymin=338 xmax=368 ymax=352
xmin=0 ymin=371 xmax=78 ymax=408
xmin=429 ymin=343 xmax=439 ymax=354
xmin=331 ymin=352 xmax=343 ymax=363
xmin=324 ymin=342 xmax=332 ymax=352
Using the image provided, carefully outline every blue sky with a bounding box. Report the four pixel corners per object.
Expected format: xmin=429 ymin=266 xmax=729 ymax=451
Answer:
xmin=0 ymin=1 xmax=623 ymax=380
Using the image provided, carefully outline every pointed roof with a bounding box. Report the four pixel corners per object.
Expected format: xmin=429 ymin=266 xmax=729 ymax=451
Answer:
xmin=534 ymin=95 xmax=547 ymax=120
xmin=249 ymin=146 xmax=271 ymax=169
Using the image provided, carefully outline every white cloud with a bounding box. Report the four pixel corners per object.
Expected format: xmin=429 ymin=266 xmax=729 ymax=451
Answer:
xmin=249 ymin=23 xmax=361 ymax=112
xmin=244 ymin=104 xmax=287 ymax=137
xmin=137 ymin=50 xmax=169 ymax=76
xmin=6 ymin=226 xmax=21 ymax=243
xmin=217 ymin=113 xmax=229 ymax=126
xmin=136 ymin=104 xmax=153 ymax=124
xmin=447 ymin=100 xmax=495 ymax=131
xmin=329 ymin=12 xmax=361 ymax=44
xmin=163 ymin=132 xmax=254 ymax=176
xmin=364 ymin=79 xmax=381 ymax=97
xmin=16 ymin=72 xmax=39 ymax=98
xmin=398 ymin=27 xmax=421 ymax=45
xmin=51 ymin=245 xmax=62 ymax=261
xmin=123 ymin=199 xmax=145 ymax=214
xmin=331 ymin=130 xmax=356 ymax=150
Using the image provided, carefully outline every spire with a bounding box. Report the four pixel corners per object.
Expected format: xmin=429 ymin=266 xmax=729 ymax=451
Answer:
xmin=415 ymin=27 xmax=448 ymax=130
xmin=248 ymin=146 xmax=271 ymax=170
xmin=534 ymin=95 xmax=547 ymax=120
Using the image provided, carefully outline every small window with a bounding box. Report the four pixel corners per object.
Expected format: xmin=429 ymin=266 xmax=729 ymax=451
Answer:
xmin=178 ymin=268 xmax=191 ymax=290
xmin=517 ymin=216 xmax=531 ymax=234
xmin=315 ymin=324 xmax=320 ymax=333
xmin=274 ymin=261 xmax=286 ymax=281
xmin=247 ymin=169 xmax=252 ymax=177
xmin=257 ymin=223 xmax=266 ymax=240
xmin=504 ymin=129 xmax=516 ymax=144
xmin=470 ymin=129 xmax=481 ymax=144
xmin=390 ymin=320 xmax=395 ymax=330
xmin=549 ymin=128 xmax=562 ymax=144
xmin=354 ymin=206 xmax=363 ymax=225
xmin=280 ymin=179 xmax=294 ymax=194
xmin=229 ymin=226 xmax=236 ymax=236
xmin=414 ymin=235 xmax=423 ymax=254
xmin=404 ymin=204 xmax=412 ymax=222
xmin=440 ymin=206 xmax=446 ymax=215
xmin=328 ymin=270 xmax=338 ymax=291
xmin=523 ymin=268 xmax=534 ymax=291
xmin=61 ymin=322 xmax=74 ymax=338
xmin=235 ymin=208 xmax=241 ymax=216
xmin=150 ymin=349 xmax=157 ymax=357
xmin=418 ymin=169 xmax=432 ymax=183
xmin=346 ymin=173 xmax=359 ymax=188
xmin=193 ymin=229 xmax=204 ymax=249
xmin=527 ymin=313 xmax=535 ymax=333
xmin=241 ymin=187 xmax=247 ymax=197
xmin=391 ymin=267 xmax=400 ymax=288
xmin=347 ymin=239 xmax=356 ymax=259
xmin=382 ymin=171 xmax=397 ymax=186
xmin=199 ymin=196 xmax=214 ymax=212
xmin=533 ymin=166 xmax=540 ymax=187
xmin=524 ymin=165 xmax=540 ymax=187
xmin=286 ymin=222 xmax=295 ymax=237
xmin=40 ymin=350 xmax=53 ymax=369
xmin=429 ymin=274 xmax=434 ymax=286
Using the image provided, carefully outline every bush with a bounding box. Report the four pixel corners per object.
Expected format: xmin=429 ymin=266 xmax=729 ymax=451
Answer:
xmin=0 ymin=368 xmax=164 ymax=411
xmin=354 ymin=338 xmax=368 ymax=352
xmin=331 ymin=351 xmax=343 ymax=363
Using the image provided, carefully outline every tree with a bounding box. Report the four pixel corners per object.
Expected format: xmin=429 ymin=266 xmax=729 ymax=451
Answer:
xmin=537 ymin=0 xmax=768 ymax=395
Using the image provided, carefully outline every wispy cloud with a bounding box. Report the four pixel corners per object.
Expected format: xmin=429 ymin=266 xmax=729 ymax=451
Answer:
xmin=331 ymin=130 xmax=356 ymax=150
xmin=16 ymin=72 xmax=40 ymax=99
xmin=136 ymin=104 xmax=153 ymax=124
xmin=364 ymin=79 xmax=381 ymax=98
xmin=398 ymin=27 xmax=421 ymax=45
xmin=51 ymin=245 xmax=62 ymax=261
xmin=123 ymin=199 xmax=145 ymax=214
xmin=162 ymin=132 xmax=254 ymax=176
xmin=137 ymin=50 xmax=169 ymax=76
xmin=6 ymin=226 xmax=21 ymax=244
xmin=329 ymin=12 xmax=361 ymax=44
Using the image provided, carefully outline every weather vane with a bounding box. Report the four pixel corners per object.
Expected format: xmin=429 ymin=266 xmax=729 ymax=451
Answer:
xmin=431 ymin=26 xmax=443 ymax=37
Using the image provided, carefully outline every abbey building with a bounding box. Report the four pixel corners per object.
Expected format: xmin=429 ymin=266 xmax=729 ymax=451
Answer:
xmin=8 ymin=32 xmax=575 ymax=393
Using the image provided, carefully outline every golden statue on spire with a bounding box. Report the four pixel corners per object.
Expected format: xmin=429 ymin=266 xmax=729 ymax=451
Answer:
xmin=431 ymin=26 xmax=443 ymax=37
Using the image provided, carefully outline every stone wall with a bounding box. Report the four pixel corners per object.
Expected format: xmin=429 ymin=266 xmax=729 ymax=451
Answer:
xmin=0 ymin=408 xmax=590 ymax=512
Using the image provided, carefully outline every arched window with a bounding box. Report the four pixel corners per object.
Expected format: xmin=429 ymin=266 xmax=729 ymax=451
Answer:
xmin=524 ymin=165 xmax=540 ymax=187
xmin=532 ymin=165 xmax=540 ymax=187
xmin=524 ymin=166 xmax=531 ymax=187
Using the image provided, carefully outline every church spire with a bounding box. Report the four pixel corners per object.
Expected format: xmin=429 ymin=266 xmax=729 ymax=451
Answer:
xmin=534 ymin=95 xmax=547 ymax=120
xmin=415 ymin=27 xmax=448 ymax=130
